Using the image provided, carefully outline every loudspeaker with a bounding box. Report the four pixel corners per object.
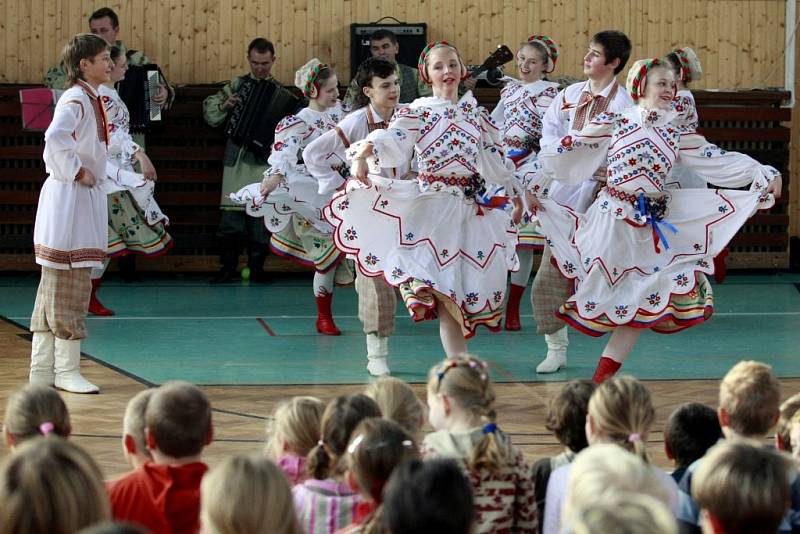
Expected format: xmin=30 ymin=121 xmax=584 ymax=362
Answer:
xmin=350 ymin=22 xmax=428 ymax=79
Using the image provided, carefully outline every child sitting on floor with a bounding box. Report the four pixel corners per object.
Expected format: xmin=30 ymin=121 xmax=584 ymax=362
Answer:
xmin=3 ymin=383 xmax=71 ymax=449
xmin=265 ymin=396 xmax=325 ymax=485
xmin=663 ymin=402 xmax=721 ymax=483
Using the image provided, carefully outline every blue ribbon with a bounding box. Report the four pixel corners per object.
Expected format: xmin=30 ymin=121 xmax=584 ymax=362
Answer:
xmin=637 ymin=193 xmax=678 ymax=253
xmin=482 ymin=423 xmax=498 ymax=434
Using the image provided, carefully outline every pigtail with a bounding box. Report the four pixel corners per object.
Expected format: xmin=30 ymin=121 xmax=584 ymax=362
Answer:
xmin=306 ymin=441 xmax=332 ymax=480
xmin=470 ymin=409 xmax=508 ymax=477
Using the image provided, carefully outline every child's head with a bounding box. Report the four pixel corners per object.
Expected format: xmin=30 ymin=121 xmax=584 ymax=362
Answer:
xmin=718 ymin=360 xmax=780 ymax=438
xmin=144 ymin=381 xmax=213 ymax=460
xmin=663 ymin=402 xmax=722 ymax=470
xmin=344 ymin=417 xmax=418 ymax=503
xmin=545 ymin=380 xmax=596 ymax=453
xmin=0 ymin=437 xmax=110 ymax=533
xmin=63 ymin=33 xmax=111 ymax=86
xmin=294 ymin=59 xmax=338 ymax=108
xmin=665 ymin=47 xmax=702 ymax=87
xmin=266 ymin=396 xmax=325 ymax=459
xmin=564 ymin=443 xmax=673 ymax=524
xmin=364 ymin=376 xmax=425 ymax=437
xmin=121 ymin=388 xmax=154 ymax=468
xmin=3 ymin=384 xmax=71 ymax=448
xmin=383 ymin=458 xmax=474 ymax=534
xmin=427 ymin=355 xmax=507 ymax=475
xmin=517 ymin=35 xmax=558 ymax=83
xmin=418 ymin=41 xmax=468 ymax=89
xmin=586 ymin=376 xmax=655 ymax=461
xmin=306 ymin=394 xmax=381 ymax=480
xmin=201 ymin=454 xmax=300 ymax=534
xmin=570 ymin=493 xmax=678 ymax=534
xmin=585 ymin=30 xmax=632 ymax=77
xmin=353 ymin=57 xmax=400 ymax=110
xmin=776 ymin=392 xmax=800 ymax=452
xmin=108 ymin=45 xmax=129 ymax=84
xmin=693 ymin=440 xmax=794 ymax=534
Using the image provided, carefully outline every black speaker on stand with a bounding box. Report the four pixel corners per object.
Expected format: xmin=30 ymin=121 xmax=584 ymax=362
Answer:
xmin=350 ymin=17 xmax=427 ymax=79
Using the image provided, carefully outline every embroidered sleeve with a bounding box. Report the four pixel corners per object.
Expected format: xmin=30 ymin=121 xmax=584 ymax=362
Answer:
xmin=672 ymin=94 xmax=699 ymax=133
xmin=540 ymin=88 xmax=568 ymax=149
xmin=302 ymin=126 xmax=348 ymax=196
xmin=43 ymin=98 xmax=84 ymax=182
xmin=267 ymin=114 xmax=309 ymax=178
xmin=477 ymin=108 xmax=520 ymax=194
xmin=349 ymin=105 xmax=421 ymax=169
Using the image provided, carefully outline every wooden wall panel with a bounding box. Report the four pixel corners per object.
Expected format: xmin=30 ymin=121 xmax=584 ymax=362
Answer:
xmin=0 ymin=0 xmax=788 ymax=88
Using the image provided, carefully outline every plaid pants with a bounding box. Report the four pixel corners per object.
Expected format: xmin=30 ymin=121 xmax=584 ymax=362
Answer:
xmin=30 ymin=266 xmax=91 ymax=340
xmin=355 ymin=270 xmax=397 ymax=337
xmin=531 ymin=245 xmax=571 ymax=335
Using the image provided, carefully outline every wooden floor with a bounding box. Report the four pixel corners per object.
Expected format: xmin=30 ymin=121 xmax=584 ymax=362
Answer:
xmin=1 ymin=319 xmax=792 ymax=479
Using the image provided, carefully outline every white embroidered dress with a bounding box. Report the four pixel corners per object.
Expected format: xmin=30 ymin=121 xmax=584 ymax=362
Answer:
xmin=665 ymin=89 xmax=707 ymax=189
xmin=326 ymin=93 xmax=520 ymax=336
xmin=491 ymin=78 xmax=559 ymax=249
xmin=533 ymin=107 xmax=778 ymax=335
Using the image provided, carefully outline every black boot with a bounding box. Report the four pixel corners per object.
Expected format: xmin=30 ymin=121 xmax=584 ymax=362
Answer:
xmin=247 ymin=243 xmax=270 ymax=283
xmin=118 ymin=255 xmax=142 ymax=283
xmin=210 ymin=237 xmax=241 ymax=284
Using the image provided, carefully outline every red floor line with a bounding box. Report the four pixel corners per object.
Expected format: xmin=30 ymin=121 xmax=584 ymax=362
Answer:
xmin=256 ymin=317 xmax=276 ymax=336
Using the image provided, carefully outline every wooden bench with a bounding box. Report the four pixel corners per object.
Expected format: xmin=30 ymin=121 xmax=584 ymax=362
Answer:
xmin=0 ymin=84 xmax=790 ymax=272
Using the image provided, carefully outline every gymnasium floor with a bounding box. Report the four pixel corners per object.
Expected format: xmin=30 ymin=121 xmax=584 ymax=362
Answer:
xmin=1 ymin=271 xmax=798 ymax=478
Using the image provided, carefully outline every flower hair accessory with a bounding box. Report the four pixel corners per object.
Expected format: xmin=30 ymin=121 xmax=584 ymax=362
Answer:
xmin=625 ymin=58 xmax=662 ymax=102
xmin=295 ymin=58 xmax=328 ymax=98
xmin=436 ymin=359 xmax=459 ymax=383
xmin=482 ymin=422 xmax=498 ymax=434
xmin=627 ymin=433 xmax=642 ymax=443
xmin=527 ymin=35 xmax=559 ymax=73
xmin=39 ymin=421 xmax=55 ymax=435
xmin=672 ymin=47 xmax=702 ymax=83
xmin=417 ymin=40 xmax=466 ymax=84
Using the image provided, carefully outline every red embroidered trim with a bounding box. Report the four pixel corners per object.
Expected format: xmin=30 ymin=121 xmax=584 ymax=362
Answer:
xmin=419 ymin=173 xmax=473 ymax=188
xmin=35 ymin=244 xmax=106 ymax=265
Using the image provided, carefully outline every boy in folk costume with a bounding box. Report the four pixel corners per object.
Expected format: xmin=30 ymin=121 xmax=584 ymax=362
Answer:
xmin=29 ymin=33 xmax=114 ymax=394
xmin=306 ymin=58 xmax=411 ymax=375
xmin=531 ymin=30 xmax=634 ymax=374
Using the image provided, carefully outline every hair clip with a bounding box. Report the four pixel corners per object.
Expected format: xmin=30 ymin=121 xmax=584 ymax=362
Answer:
xmin=39 ymin=421 xmax=55 ymax=435
xmin=482 ymin=423 xmax=498 ymax=434
xmin=401 ymin=440 xmax=414 ymax=448
xmin=627 ymin=433 xmax=642 ymax=443
xmin=347 ymin=434 xmax=365 ymax=455
xmin=317 ymin=439 xmax=326 ymax=448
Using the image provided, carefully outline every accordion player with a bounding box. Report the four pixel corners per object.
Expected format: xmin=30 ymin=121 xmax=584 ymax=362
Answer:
xmin=116 ymin=63 xmax=166 ymax=133
xmin=224 ymin=77 xmax=301 ymax=163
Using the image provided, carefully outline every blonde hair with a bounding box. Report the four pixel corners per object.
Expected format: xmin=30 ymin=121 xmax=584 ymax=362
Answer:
xmin=719 ymin=360 xmax=781 ymax=437
xmin=776 ymin=392 xmax=800 ymax=452
xmin=564 ymin=444 xmax=673 ymax=525
xmin=306 ymin=394 xmax=381 ymax=480
xmin=570 ymin=493 xmax=677 ymax=534
xmin=0 ymin=438 xmax=110 ymax=533
xmin=693 ymin=440 xmax=794 ymax=534
xmin=266 ymin=396 xmax=325 ymax=459
xmin=364 ymin=377 xmax=424 ymax=437
xmin=123 ymin=388 xmax=154 ymax=458
xmin=588 ymin=376 xmax=655 ymax=461
xmin=201 ymin=454 xmax=300 ymax=534
xmin=427 ymin=355 xmax=507 ymax=476
xmin=3 ymin=384 xmax=71 ymax=445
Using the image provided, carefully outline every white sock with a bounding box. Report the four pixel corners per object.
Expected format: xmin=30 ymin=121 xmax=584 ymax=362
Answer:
xmin=313 ymin=271 xmax=336 ymax=297
xmin=510 ymin=248 xmax=534 ymax=287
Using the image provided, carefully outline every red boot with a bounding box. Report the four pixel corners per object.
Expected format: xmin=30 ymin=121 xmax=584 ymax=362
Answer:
xmin=504 ymin=284 xmax=525 ymax=331
xmin=315 ymin=293 xmax=341 ymax=336
xmin=591 ymin=356 xmax=622 ymax=384
xmin=88 ymin=279 xmax=114 ymax=316
xmin=713 ymin=247 xmax=729 ymax=284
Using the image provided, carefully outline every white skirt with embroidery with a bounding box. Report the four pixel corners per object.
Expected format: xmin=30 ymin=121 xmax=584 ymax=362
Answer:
xmin=325 ymin=175 xmax=519 ymax=336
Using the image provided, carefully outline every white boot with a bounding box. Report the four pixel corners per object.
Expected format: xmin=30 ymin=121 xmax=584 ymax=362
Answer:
xmin=366 ymin=333 xmax=391 ymax=376
xmin=54 ymin=338 xmax=99 ymax=394
xmin=30 ymin=331 xmax=56 ymax=386
xmin=536 ymin=327 xmax=568 ymax=374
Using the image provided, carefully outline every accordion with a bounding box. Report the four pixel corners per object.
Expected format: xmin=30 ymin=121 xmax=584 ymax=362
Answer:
xmin=225 ymin=77 xmax=301 ymax=161
xmin=116 ymin=64 xmax=163 ymax=133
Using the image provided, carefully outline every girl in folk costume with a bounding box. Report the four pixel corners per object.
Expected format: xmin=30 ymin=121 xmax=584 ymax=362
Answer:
xmin=665 ymin=47 xmax=730 ymax=284
xmin=30 ymin=34 xmax=113 ymax=394
xmin=328 ymin=41 xmax=524 ymax=358
xmin=306 ymin=58 xmax=409 ymax=376
xmin=230 ymin=59 xmax=350 ymax=335
xmin=530 ymin=59 xmax=781 ymax=384
xmin=490 ymin=35 xmax=560 ymax=331
xmin=90 ymin=46 xmax=173 ymax=316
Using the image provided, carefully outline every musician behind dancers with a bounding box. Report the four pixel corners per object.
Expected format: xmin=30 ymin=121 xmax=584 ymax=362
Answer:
xmin=45 ymin=7 xmax=174 ymax=110
xmin=203 ymin=38 xmax=281 ymax=284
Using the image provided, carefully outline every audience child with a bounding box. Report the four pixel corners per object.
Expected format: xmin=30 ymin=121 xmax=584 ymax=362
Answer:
xmin=382 ymin=458 xmax=474 ymax=534
xmin=543 ymin=376 xmax=678 ymax=534
xmin=531 ymin=380 xmax=595 ymax=533
xmin=266 ymin=396 xmax=326 ymax=485
xmin=121 ymin=388 xmax=154 ymax=469
xmin=693 ymin=440 xmax=795 ymax=534
xmin=338 ymin=417 xmax=419 ymax=533
xmin=364 ymin=376 xmax=425 ymax=440
xmin=293 ymin=394 xmax=381 ymax=534
xmin=201 ymin=454 xmax=301 ymax=534
xmin=108 ymin=381 xmax=213 ymax=533
xmin=776 ymin=392 xmax=800 ymax=453
xmin=0 ymin=437 xmax=110 ymax=533
xmin=423 ymin=355 xmax=537 ymax=533
xmin=3 ymin=384 xmax=71 ymax=449
xmin=569 ymin=493 xmax=678 ymax=534
xmin=663 ymin=402 xmax=722 ymax=483
xmin=562 ymin=444 xmax=675 ymax=528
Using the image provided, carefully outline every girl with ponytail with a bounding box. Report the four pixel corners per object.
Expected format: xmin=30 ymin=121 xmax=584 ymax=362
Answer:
xmin=423 ymin=355 xmax=537 ymax=533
